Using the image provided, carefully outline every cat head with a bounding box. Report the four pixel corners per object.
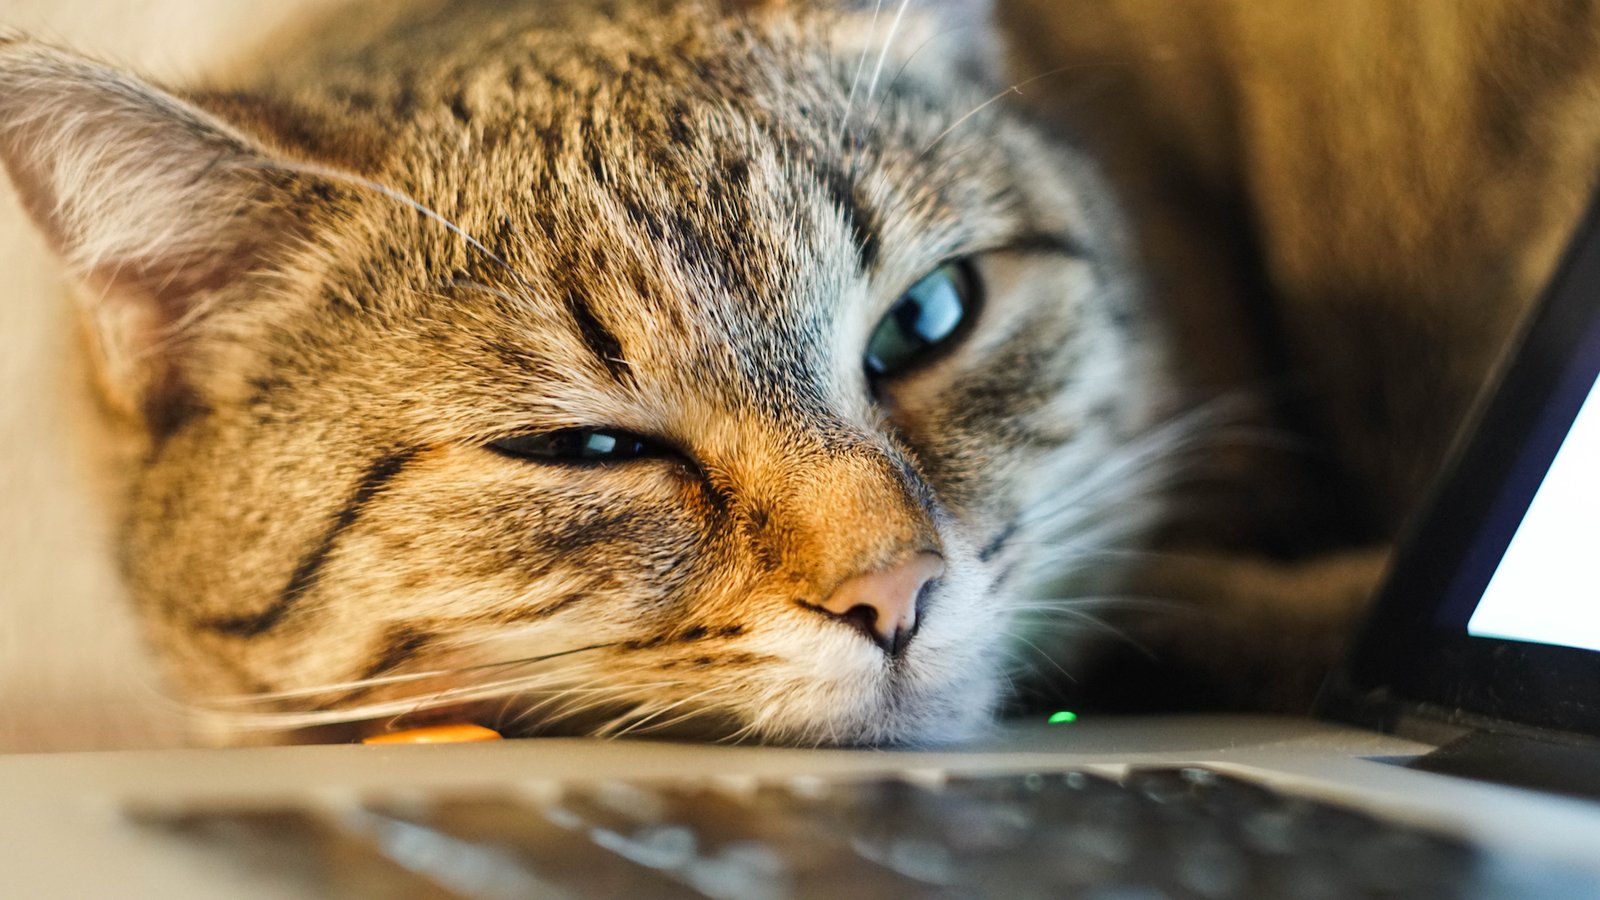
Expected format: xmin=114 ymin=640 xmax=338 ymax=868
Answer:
xmin=0 ymin=1 xmax=1172 ymax=745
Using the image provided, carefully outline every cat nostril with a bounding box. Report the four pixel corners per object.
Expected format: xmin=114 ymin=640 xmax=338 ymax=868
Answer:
xmin=813 ymin=552 xmax=944 ymax=657
xmin=837 ymin=604 xmax=881 ymax=642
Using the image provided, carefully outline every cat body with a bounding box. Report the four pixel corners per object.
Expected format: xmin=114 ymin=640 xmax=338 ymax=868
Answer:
xmin=0 ymin=0 xmax=1173 ymax=744
xmin=1001 ymin=0 xmax=1600 ymax=707
xmin=1011 ymin=0 xmax=1600 ymax=529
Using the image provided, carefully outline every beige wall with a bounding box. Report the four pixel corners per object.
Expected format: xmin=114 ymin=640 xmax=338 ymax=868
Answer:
xmin=0 ymin=1 xmax=324 ymax=751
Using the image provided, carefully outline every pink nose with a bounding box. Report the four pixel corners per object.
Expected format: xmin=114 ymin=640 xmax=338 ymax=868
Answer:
xmin=816 ymin=552 xmax=945 ymax=656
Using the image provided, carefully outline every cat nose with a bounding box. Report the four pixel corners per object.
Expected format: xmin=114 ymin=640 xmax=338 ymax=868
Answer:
xmin=816 ymin=552 xmax=944 ymax=657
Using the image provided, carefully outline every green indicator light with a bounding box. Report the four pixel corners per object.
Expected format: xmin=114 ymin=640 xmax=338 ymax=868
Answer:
xmin=1047 ymin=711 xmax=1078 ymax=724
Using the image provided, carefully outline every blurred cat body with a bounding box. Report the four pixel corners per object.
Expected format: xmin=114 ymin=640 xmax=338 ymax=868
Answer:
xmin=0 ymin=1 xmax=1174 ymax=744
xmin=1001 ymin=0 xmax=1600 ymax=707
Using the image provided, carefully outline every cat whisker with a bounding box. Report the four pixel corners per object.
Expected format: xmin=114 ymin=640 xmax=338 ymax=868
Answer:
xmin=498 ymin=685 xmax=575 ymax=733
xmin=501 ymin=682 xmax=678 ymax=736
xmin=999 ymin=653 xmax=1069 ymax=707
xmin=863 ymin=26 xmax=948 ymax=137
xmin=496 ymin=654 xmax=706 ymax=734
xmin=715 ymin=713 xmax=770 ymax=746
xmin=1019 ymin=394 xmax=1258 ymax=535
xmin=511 ymin=690 xmax=599 ymax=732
xmin=406 ymin=672 xmax=674 ymax=736
xmin=1009 ymin=634 xmax=1078 ymax=684
xmin=381 ymin=659 xmax=616 ymax=731
xmin=1011 ymin=595 xmax=1192 ymax=616
xmin=998 ymin=543 xmax=1191 ymax=567
xmin=864 ymin=0 xmax=913 ymax=112
xmin=994 ymin=644 xmax=1044 ymax=682
xmin=1025 ymin=450 xmax=1181 ymax=532
xmin=835 ymin=0 xmax=884 ymax=144
xmin=501 ymin=685 xmax=612 ymax=734
xmin=1020 ymin=607 xmax=1162 ymax=660
xmin=602 ymin=701 xmax=676 ymax=739
xmin=598 ymin=686 xmax=724 ymax=739
xmin=1004 ymin=516 xmax=1161 ymax=585
xmin=994 ymin=658 xmax=1020 ymax=703
xmin=191 ymin=654 xmax=629 ymax=732
xmin=196 ymin=641 xmax=619 ymax=708
xmin=244 ymin=157 xmax=536 ymax=304
xmin=1001 ymin=393 xmax=1309 ymax=593
xmin=635 ymin=702 xmax=725 ymax=739
xmin=917 ymin=55 xmax=1134 ymax=171
xmin=916 ymin=63 xmax=1120 ymax=161
xmin=528 ymin=681 xmax=663 ymax=735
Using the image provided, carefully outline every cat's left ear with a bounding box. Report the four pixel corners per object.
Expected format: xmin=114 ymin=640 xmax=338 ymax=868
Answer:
xmin=0 ymin=37 xmax=313 ymax=432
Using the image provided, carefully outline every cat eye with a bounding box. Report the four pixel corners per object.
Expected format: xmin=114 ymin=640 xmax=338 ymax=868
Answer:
xmin=489 ymin=428 xmax=668 ymax=464
xmin=865 ymin=261 xmax=980 ymax=378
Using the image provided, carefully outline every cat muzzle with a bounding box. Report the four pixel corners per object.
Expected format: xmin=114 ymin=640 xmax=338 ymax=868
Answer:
xmin=814 ymin=551 xmax=945 ymax=658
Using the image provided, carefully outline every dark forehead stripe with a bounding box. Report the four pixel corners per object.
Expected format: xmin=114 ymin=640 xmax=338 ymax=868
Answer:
xmin=199 ymin=448 xmax=419 ymax=637
xmin=814 ymin=160 xmax=880 ymax=271
xmin=563 ymin=288 xmax=632 ymax=383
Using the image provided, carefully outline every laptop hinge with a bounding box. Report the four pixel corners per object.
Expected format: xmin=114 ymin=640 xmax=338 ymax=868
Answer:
xmin=1409 ymin=729 xmax=1600 ymax=803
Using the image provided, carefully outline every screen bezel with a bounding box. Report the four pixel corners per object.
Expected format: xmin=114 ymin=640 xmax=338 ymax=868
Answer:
xmin=1321 ymin=188 xmax=1600 ymax=739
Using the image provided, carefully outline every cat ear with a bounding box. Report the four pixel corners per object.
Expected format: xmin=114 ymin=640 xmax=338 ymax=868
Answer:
xmin=0 ymin=37 xmax=307 ymax=432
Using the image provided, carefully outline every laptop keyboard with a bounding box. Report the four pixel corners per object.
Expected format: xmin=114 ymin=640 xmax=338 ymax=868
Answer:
xmin=132 ymin=766 xmax=1582 ymax=899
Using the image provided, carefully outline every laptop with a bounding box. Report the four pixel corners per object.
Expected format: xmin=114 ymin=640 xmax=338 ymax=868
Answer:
xmin=8 ymin=197 xmax=1600 ymax=899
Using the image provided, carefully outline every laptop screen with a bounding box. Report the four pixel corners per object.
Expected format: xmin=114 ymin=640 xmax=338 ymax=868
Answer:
xmin=1324 ymin=189 xmax=1600 ymax=740
xmin=1465 ymin=365 xmax=1600 ymax=654
xmin=1431 ymin=283 xmax=1600 ymax=654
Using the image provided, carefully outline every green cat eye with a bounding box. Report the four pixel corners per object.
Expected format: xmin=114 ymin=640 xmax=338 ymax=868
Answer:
xmin=865 ymin=262 xmax=978 ymax=378
xmin=489 ymin=428 xmax=665 ymax=464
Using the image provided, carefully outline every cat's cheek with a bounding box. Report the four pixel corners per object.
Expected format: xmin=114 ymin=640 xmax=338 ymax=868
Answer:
xmin=890 ymin=570 xmax=1013 ymax=742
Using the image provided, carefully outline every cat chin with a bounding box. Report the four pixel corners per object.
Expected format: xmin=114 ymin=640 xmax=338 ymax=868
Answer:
xmin=771 ymin=683 xmax=1002 ymax=748
xmin=711 ymin=648 xmax=1006 ymax=747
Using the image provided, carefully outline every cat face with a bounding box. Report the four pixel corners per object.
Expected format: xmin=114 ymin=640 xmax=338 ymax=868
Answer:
xmin=0 ymin=1 xmax=1172 ymax=745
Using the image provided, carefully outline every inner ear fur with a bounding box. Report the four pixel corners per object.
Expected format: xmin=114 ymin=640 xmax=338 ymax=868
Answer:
xmin=0 ymin=37 xmax=318 ymax=434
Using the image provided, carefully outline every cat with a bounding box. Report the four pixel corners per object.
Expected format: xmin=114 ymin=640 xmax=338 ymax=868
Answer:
xmin=13 ymin=0 xmax=1589 ymax=746
xmin=0 ymin=0 xmax=1184 ymax=745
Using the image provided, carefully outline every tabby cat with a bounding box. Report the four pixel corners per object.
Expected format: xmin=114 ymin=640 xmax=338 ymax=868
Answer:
xmin=0 ymin=0 xmax=1178 ymax=745
xmin=9 ymin=0 xmax=1594 ymax=745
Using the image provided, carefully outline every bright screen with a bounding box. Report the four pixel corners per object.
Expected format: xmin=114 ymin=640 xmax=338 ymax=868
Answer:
xmin=1468 ymin=372 xmax=1600 ymax=652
